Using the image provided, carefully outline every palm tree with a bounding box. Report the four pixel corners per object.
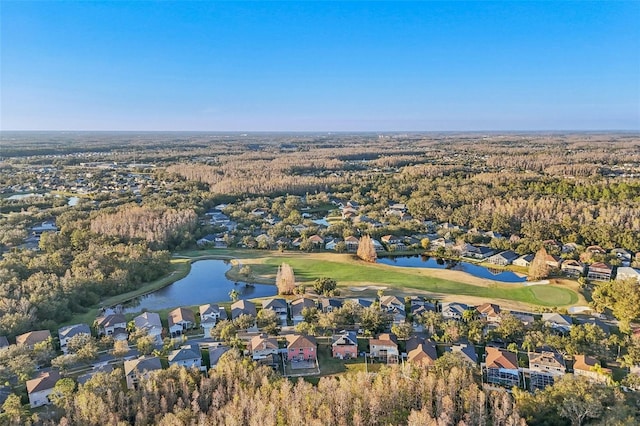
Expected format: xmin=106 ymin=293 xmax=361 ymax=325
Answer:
xmin=229 ymin=289 xmax=240 ymax=302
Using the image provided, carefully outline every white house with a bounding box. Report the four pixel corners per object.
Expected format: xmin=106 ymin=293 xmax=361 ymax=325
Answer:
xmin=96 ymin=314 xmax=127 ymax=337
xmin=133 ymin=312 xmax=163 ymax=344
xmin=442 ymin=302 xmax=469 ymax=320
xmin=289 ymin=298 xmax=317 ymax=325
xmin=199 ymin=304 xmax=227 ymax=336
xmin=26 ymin=370 xmax=60 ymax=408
xmin=58 ymin=323 xmax=91 ymax=354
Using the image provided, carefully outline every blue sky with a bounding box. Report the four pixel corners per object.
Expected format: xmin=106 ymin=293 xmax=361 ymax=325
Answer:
xmin=2 ymin=1 xmax=639 ymax=131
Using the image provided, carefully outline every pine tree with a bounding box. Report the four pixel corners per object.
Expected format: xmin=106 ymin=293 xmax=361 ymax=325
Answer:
xmin=529 ymin=247 xmax=550 ymax=281
xmin=276 ymin=262 xmax=296 ymax=294
xmin=357 ymin=235 xmax=377 ymax=262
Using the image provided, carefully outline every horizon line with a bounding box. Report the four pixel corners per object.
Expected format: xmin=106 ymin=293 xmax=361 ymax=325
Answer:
xmin=2 ymin=129 xmax=639 ymax=134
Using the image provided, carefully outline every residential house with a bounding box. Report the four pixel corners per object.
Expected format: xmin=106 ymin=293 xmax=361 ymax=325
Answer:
xmin=199 ymin=304 xmax=227 ymax=336
xmin=262 ymin=298 xmax=289 ymax=325
xmin=473 ymin=246 xmax=496 ymax=259
xmin=16 ymin=330 xmax=51 ymax=349
xmin=196 ymin=234 xmax=217 ymax=246
xmin=587 ymin=262 xmax=613 ymax=281
xmin=573 ymin=355 xmax=612 ymax=383
xmin=561 ymin=260 xmax=585 ymax=277
xmin=544 ymin=254 xmax=563 ymax=270
xmin=586 ymin=245 xmax=607 ymax=255
xmin=231 ymin=300 xmax=257 ymax=319
xmin=411 ymin=300 xmax=436 ymax=318
xmin=325 ymin=238 xmax=342 ymax=251
xmin=380 ymin=295 xmax=406 ymax=324
xmin=542 ymin=313 xmax=573 ymax=333
xmin=442 ymin=302 xmax=469 ymax=320
xmin=168 ymin=307 xmax=196 ymax=337
xmin=369 ymin=333 xmax=399 ymax=363
xmin=611 ymin=248 xmax=633 ymax=266
xmin=371 ymin=238 xmax=386 ymax=252
xmin=448 ymin=342 xmax=478 ymax=365
xmin=77 ymin=364 xmax=114 ymax=385
xmin=332 ymin=330 xmax=358 ymax=359
xmin=487 ymin=250 xmax=519 ymax=266
xmin=529 ymin=351 xmax=566 ymax=390
xmin=208 ymin=344 xmax=231 ymax=369
xmin=483 ymin=347 xmax=520 ymax=387
xmin=381 ymin=235 xmax=402 ymax=245
xmin=308 ymin=235 xmax=325 ymax=248
xmin=407 ymin=339 xmax=438 ymax=367
xmin=344 ymin=236 xmax=360 ymax=252
xmin=124 ymin=356 xmax=162 ymax=390
xmin=509 ymin=311 xmax=536 ymax=326
xmin=476 ymin=303 xmax=502 ymax=323
xmin=0 ymin=336 xmax=8 ymax=350
xmin=616 ymin=267 xmax=640 ymax=283
xmin=168 ymin=344 xmax=203 ymax=370
xmin=513 ymin=254 xmax=534 ymax=268
xmin=319 ymin=297 xmax=343 ymax=313
xmin=26 ymin=370 xmax=61 ymax=408
xmin=249 ymin=334 xmax=279 ymax=360
xmin=578 ymin=317 xmax=611 ymax=334
xmin=134 ymin=312 xmax=163 ymax=344
xmin=562 ymin=243 xmax=580 ymax=253
xmin=380 ymin=295 xmax=405 ymax=312
xmin=285 ymin=334 xmax=317 ymax=363
xmin=289 ymin=298 xmax=317 ymax=325
xmin=349 ymin=298 xmax=374 ymax=309
xmin=95 ymin=314 xmax=127 ymax=338
xmin=58 ymin=323 xmax=91 ymax=354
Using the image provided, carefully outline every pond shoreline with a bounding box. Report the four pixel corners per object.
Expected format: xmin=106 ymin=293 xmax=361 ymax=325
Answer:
xmin=106 ymin=255 xmax=274 ymax=311
xmin=118 ymin=258 xmax=277 ymax=313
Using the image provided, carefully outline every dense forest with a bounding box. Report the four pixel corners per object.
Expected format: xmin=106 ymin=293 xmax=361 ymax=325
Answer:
xmin=3 ymin=351 xmax=636 ymax=426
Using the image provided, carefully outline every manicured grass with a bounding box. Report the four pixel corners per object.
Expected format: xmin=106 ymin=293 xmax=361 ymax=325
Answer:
xmin=256 ymin=255 xmax=578 ymax=307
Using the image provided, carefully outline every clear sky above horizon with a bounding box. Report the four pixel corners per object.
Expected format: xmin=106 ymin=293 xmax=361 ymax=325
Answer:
xmin=2 ymin=1 xmax=639 ymax=131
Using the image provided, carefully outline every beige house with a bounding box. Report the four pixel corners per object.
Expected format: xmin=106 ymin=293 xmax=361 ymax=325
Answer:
xmin=16 ymin=330 xmax=51 ymax=349
xmin=573 ymin=355 xmax=611 ymax=383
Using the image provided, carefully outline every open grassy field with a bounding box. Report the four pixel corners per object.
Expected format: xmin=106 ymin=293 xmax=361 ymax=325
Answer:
xmin=233 ymin=251 xmax=580 ymax=308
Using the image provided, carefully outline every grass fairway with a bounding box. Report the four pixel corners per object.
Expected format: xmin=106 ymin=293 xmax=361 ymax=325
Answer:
xmin=253 ymin=254 xmax=578 ymax=307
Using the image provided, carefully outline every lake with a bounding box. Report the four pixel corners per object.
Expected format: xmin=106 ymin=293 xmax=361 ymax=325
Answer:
xmin=123 ymin=259 xmax=277 ymax=313
xmin=377 ymin=255 xmax=527 ymax=283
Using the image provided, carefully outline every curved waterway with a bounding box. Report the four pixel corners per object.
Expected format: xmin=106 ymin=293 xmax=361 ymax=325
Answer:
xmin=377 ymin=255 xmax=527 ymax=283
xmin=122 ymin=259 xmax=277 ymax=313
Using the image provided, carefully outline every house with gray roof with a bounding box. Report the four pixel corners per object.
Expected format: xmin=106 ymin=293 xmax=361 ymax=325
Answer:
xmin=168 ymin=344 xmax=203 ymax=370
xmin=487 ymin=250 xmax=519 ymax=266
xmin=134 ymin=312 xmax=163 ymax=344
xmin=542 ymin=313 xmax=573 ymax=332
xmin=231 ymin=300 xmax=257 ymax=319
xmin=124 ymin=356 xmax=162 ymax=389
xmin=58 ymin=323 xmax=91 ymax=354
xmin=448 ymin=342 xmax=478 ymax=365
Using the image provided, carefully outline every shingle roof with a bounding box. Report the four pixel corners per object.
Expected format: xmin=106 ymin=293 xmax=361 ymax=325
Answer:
xmin=26 ymin=370 xmax=60 ymax=394
xmin=168 ymin=308 xmax=196 ymax=327
xmin=285 ymin=334 xmax=316 ymax=349
xmin=58 ymin=323 xmax=91 ymax=340
xmin=124 ymin=356 xmax=162 ymax=376
xmin=168 ymin=345 xmax=201 ymax=363
xmin=16 ymin=330 xmax=51 ymax=347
